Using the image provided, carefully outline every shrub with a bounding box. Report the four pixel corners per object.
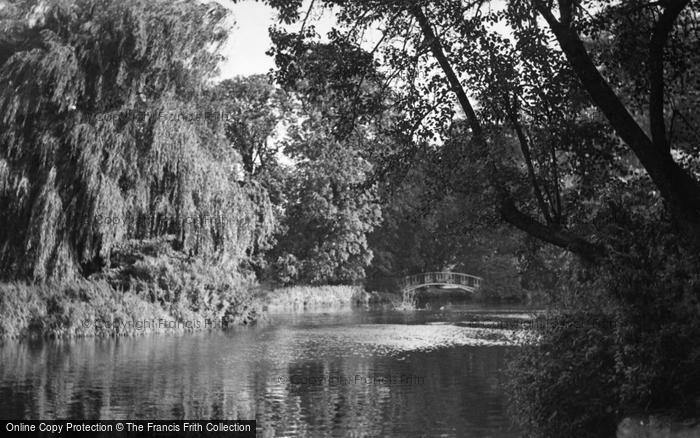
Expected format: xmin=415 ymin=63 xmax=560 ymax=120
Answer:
xmin=506 ymin=179 xmax=700 ymax=436
xmin=506 ymin=237 xmax=700 ymax=436
xmin=505 ymin=311 xmax=621 ymax=438
xmin=0 ymin=280 xmax=177 ymax=338
xmin=0 ymin=237 xmax=263 ymax=339
xmin=94 ymin=237 xmax=262 ymax=327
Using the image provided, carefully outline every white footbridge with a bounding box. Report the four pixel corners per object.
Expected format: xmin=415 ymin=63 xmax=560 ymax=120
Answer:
xmin=399 ymin=272 xmax=483 ymax=301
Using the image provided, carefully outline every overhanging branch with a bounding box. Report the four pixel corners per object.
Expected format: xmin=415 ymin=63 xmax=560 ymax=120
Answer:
xmin=410 ymin=4 xmax=603 ymax=261
xmin=649 ymin=0 xmax=691 ymax=152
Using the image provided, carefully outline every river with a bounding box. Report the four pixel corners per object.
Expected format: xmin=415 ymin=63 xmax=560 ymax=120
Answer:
xmin=0 ymin=305 xmax=532 ymax=437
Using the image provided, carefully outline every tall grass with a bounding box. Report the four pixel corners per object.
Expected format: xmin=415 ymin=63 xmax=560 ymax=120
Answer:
xmin=264 ymin=285 xmax=364 ymax=311
xmin=265 ymin=286 xmax=364 ymax=311
xmin=264 ymin=285 xmax=400 ymax=312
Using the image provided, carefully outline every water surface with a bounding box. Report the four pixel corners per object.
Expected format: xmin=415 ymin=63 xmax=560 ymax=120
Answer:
xmin=0 ymin=305 xmax=531 ymax=437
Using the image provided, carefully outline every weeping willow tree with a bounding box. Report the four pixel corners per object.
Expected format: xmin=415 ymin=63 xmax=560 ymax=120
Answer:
xmin=0 ymin=0 xmax=274 ymax=281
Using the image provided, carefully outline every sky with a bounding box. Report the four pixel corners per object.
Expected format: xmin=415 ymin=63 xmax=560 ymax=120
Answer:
xmin=214 ymin=0 xmax=510 ymax=81
xmin=216 ymin=0 xmax=345 ymax=80
xmin=217 ymin=1 xmax=278 ymax=79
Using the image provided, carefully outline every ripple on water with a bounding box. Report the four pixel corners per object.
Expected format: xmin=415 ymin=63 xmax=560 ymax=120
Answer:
xmin=0 ymin=309 xmax=525 ymax=437
xmin=263 ymin=323 xmax=521 ymax=362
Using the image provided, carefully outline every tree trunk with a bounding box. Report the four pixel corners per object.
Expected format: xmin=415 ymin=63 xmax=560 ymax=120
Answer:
xmin=536 ymin=2 xmax=700 ymax=248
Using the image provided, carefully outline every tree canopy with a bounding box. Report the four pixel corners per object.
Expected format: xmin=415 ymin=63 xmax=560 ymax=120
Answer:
xmin=0 ymin=0 xmax=274 ymax=280
xmin=267 ymin=0 xmax=700 ymax=262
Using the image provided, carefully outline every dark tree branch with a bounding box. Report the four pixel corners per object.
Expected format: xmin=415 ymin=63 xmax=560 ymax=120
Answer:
xmin=411 ymin=5 xmax=482 ymax=138
xmin=534 ymin=1 xmax=700 ymax=245
xmin=503 ymin=96 xmax=554 ymax=224
xmin=558 ymin=0 xmax=574 ymax=26
xmin=534 ymin=3 xmax=658 ymax=164
xmin=499 ymin=198 xmax=604 ymax=263
xmin=649 ymin=0 xmax=690 ymax=152
xmin=675 ymin=109 xmax=700 ymax=143
xmin=298 ymin=0 xmax=316 ymax=36
xmin=549 ymin=138 xmax=563 ymax=222
xmin=410 ymin=4 xmax=603 ymax=261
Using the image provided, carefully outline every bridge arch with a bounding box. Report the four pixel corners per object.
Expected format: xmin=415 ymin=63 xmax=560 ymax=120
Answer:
xmin=399 ymin=272 xmax=483 ymax=300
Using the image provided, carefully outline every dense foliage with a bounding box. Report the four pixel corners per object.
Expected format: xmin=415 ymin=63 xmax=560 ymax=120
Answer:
xmin=265 ymin=0 xmax=700 ymax=434
xmin=209 ymin=73 xmax=383 ymax=285
xmin=267 ymin=98 xmax=383 ymax=285
xmin=2 ymin=0 xmax=699 ymax=432
xmin=505 ymin=312 xmax=620 ymax=438
xmin=366 ymin=126 xmax=526 ymax=300
xmin=0 ymin=0 xmax=274 ymax=281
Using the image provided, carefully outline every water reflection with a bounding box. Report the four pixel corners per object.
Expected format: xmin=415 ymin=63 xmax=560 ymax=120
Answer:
xmin=0 ymin=308 xmax=523 ymax=437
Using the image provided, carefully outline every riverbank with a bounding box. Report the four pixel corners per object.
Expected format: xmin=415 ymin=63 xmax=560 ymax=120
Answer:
xmin=0 ymin=255 xmax=398 ymax=339
xmin=0 ymin=238 xmax=264 ymax=339
xmin=0 ymin=279 xmax=240 ymax=338
xmin=0 ymin=282 xmax=389 ymax=339
xmin=0 ymin=237 xmax=519 ymax=339
xmin=0 ymin=279 xmax=399 ymax=339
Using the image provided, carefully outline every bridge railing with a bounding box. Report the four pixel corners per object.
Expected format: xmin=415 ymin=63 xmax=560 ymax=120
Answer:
xmin=399 ymin=272 xmax=483 ymax=291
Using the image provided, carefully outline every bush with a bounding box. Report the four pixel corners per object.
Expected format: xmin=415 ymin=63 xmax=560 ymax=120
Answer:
xmin=0 ymin=280 xmax=177 ymax=338
xmin=0 ymin=237 xmax=263 ymax=339
xmin=505 ymin=311 xmax=621 ymax=438
xmin=603 ymin=247 xmax=700 ymax=416
xmin=506 ymin=180 xmax=700 ymax=436
xmin=506 ymin=237 xmax=700 ymax=437
xmin=94 ymin=237 xmax=262 ymax=327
